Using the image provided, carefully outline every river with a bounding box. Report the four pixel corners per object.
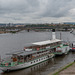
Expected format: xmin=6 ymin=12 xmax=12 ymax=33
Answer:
xmin=0 ymin=30 xmax=75 ymax=75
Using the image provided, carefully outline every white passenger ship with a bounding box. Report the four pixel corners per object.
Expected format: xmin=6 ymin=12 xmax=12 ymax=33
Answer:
xmin=0 ymin=29 xmax=69 ymax=72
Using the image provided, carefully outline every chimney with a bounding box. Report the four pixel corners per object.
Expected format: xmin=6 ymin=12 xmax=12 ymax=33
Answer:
xmin=52 ymin=29 xmax=56 ymax=40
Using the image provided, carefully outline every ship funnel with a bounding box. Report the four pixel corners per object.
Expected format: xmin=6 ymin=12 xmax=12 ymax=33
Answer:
xmin=52 ymin=29 xmax=56 ymax=40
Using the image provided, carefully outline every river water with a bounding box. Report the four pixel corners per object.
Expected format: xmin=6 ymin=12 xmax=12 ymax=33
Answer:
xmin=0 ymin=31 xmax=75 ymax=75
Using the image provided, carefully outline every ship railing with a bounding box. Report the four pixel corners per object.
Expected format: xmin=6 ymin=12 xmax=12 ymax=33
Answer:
xmin=53 ymin=50 xmax=62 ymax=54
xmin=0 ymin=52 xmax=54 ymax=66
xmin=0 ymin=61 xmax=19 ymax=67
xmin=3 ymin=56 xmax=12 ymax=62
xmin=53 ymin=52 xmax=62 ymax=54
xmin=0 ymin=56 xmax=19 ymax=67
xmin=32 ymin=44 xmax=61 ymax=51
xmin=24 ymin=52 xmax=54 ymax=62
xmin=38 ymin=44 xmax=61 ymax=51
xmin=56 ymin=50 xmax=62 ymax=52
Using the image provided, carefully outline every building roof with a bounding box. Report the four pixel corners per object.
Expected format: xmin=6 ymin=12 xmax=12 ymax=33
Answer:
xmin=6 ymin=50 xmax=38 ymax=56
xmin=18 ymin=51 xmax=38 ymax=56
xmin=32 ymin=39 xmax=61 ymax=46
xmin=6 ymin=50 xmax=24 ymax=55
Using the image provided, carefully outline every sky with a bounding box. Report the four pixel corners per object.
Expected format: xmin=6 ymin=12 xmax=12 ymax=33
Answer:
xmin=0 ymin=0 xmax=75 ymax=23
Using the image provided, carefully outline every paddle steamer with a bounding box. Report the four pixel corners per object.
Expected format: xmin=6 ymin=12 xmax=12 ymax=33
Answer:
xmin=0 ymin=29 xmax=69 ymax=72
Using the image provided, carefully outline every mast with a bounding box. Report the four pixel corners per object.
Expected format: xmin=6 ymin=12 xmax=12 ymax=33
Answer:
xmin=60 ymin=32 xmax=61 ymax=40
xmin=0 ymin=55 xmax=1 ymax=62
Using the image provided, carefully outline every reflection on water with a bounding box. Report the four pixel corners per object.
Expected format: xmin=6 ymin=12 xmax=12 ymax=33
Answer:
xmin=0 ymin=31 xmax=75 ymax=75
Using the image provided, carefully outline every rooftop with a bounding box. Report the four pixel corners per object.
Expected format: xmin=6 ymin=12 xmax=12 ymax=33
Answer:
xmin=32 ymin=39 xmax=61 ymax=46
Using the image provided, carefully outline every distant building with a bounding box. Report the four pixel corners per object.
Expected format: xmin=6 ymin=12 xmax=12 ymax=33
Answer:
xmin=15 ymin=25 xmax=25 ymax=27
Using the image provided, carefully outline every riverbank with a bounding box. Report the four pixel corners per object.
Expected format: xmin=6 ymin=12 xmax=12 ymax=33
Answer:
xmin=0 ymin=30 xmax=19 ymax=34
xmin=48 ymin=61 xmax=75 ymax=75
xmin=0 ymin=31 xmax=6 ymax=34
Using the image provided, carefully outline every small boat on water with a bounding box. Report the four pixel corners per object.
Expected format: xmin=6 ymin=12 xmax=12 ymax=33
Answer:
xmin=0 ymin=29 xmax=70 ymax=72
xmin=70 ymin=42 xmax=75 ymax=52
xmin=70 ymin=29 xmax=75 ymax=34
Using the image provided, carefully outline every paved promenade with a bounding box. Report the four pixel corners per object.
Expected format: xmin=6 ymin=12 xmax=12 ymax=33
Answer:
xmin=59 ymin=63 xmax=75 ymax=75
xmin=48 ymin=62 xmax=75 ymax=75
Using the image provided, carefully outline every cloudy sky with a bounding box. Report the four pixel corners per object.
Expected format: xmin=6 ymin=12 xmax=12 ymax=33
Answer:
xmin=0 ymin=0 xmax=75 ymax=23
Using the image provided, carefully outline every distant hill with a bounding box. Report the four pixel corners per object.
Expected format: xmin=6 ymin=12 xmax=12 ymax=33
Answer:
xmin=64 ymin=22 xmax=75 ymax=25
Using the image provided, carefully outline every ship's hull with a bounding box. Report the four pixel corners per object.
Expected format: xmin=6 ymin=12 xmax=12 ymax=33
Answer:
xmin=0 ymin=54 xmax=54 ymax=72
xmin=53 ymin=46 xmax=70 ymax=56
xmin=70 ymin=49 xmax=75 ymax=52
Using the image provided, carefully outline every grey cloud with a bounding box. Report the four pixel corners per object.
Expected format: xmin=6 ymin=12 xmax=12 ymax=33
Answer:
xmin=0 ymin=0 xmax=40 ymax=14
xmin=0 ymin=0 xmax=75 ymax=23
xmin=38 ymin=0 xmax=74 ymax=18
